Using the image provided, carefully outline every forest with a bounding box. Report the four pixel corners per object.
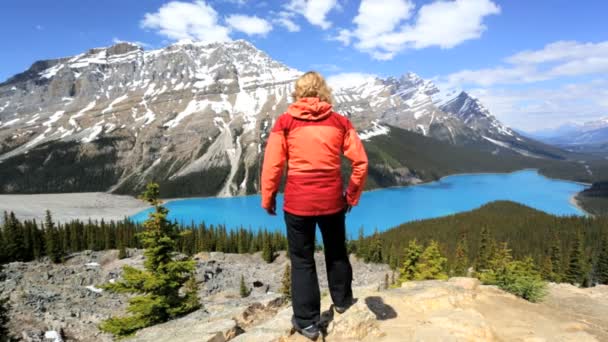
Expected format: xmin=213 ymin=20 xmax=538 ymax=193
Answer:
xmin=354 ymin=201 xmax=608 ymax=288
xmin=2 ymin=200 xmax=607 ymax=290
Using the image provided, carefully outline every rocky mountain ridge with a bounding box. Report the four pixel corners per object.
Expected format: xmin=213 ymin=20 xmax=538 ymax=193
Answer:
xmin=0 ymin=40 xmax=565 ymax=196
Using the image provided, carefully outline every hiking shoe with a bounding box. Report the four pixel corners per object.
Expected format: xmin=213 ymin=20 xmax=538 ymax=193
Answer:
xmin=334 ymin=298 xmax=355 ymax=314
xmin=291 ymin=316 xmax=320 ymax=340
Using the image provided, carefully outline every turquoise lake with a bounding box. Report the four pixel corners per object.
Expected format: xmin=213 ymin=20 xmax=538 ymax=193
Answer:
xmin=130 ymin=170 xmax=587 ymax=236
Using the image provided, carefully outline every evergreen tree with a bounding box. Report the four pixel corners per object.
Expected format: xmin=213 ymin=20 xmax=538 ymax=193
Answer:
xmin=118 ymin=240 xmax=128 ymax=260
xmin=391 ymin=271 xmax=396 ymax=286
xmin=398 ymin=239 xmax=423 ymax=283
xmin=30 ymin=220 xmax=44 ymax=260
xmin=480 ymin=242 xmax=513 ymax=285
xmin=356 ymin=226 xmax=367 ymax=260
xmin=453 ymin=233 xmax=469 ymax=276
xmin=565 ymin=231 xmax=586 ymax=286
xmin=540 ymin=254 xmax=554 ymax=281
xmin=476 ymin=227 xmax=493 ymax=272
xmin=549 ymin=234 xmax=563 ymax=282
xmin=383 ymin=273 xmax=389 ymax=290
xmin=99 ymin=183 xmax=200 ymax=337
xmin=182 ymin=276 xmax=200 ymax=310
xmin=240 ymin=275 xmax=250 ymax=298
xmin=596 ymin=236 xmax=608 ymax=285
xmin=365 ymin=229 xmax=383 ymax=263
xmin=413 ymin=241 xmax=448 ymax=280
xmin=280 ymin=264 xmax=291 ymax=300
xmin=4 ymin=212 xmax=25 ymax=262
xmin=44 ymin=210 xmax=63 ymax=263
xmin=262 ymin=234 xmax=275 ymax=263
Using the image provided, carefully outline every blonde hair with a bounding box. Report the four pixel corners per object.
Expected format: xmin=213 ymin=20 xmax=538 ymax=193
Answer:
xmin=292 ymin=71 xmax=333 ymax=104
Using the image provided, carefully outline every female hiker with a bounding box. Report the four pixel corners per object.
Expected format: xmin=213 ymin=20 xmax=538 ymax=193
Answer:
xmin=261 ymin=71 xmax=368 ymax=340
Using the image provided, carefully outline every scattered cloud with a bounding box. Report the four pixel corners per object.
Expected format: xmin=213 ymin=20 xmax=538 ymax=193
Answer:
xmin=470 ymin=80 xmax=608 ymax=130
xmin=442 ymin=40 xmax=608 ymax=87
xmin=35 ymin=25 xmax=44 ymax=31
xmin=226 ymin=15 xmax=272 ymax=36
xmin=274 ymin=11 xmax=301 ymax=32
xmin=285 ymin=0 xmax=339 ymax=30
xmin=327 ymin=72 xmax=377 ymax=89
xmin=141 ymin=0 xmax=231 ymax=43
xmin=335 ymin=0 xmax=499 ymax=60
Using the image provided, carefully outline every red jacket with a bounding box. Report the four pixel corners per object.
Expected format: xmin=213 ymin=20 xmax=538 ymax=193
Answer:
xmin=261 ymin=97 xmax=368 ymax=216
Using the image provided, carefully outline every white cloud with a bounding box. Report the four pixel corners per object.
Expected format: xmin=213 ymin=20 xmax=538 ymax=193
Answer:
xmin=470 ymin=80 xmax=608 ymax=130
xmin=226 ymin=15 xmax=272 ymax=36
xmin=285 ymin=0 xmax=339 ymax=30
xmin=35 ymin=25 xmax=44 ymax=31
xmin=507 ymin=41 xmax=608 ymax=65
xmin=141 ymin=0 xmax=231 ymax=43
xmin=327 ymin=72 xmax=377 ymax=90
xmin=442 ymin=40 xmax=608 ymax=87
xmin=274 ymin=11 xmax=301 ymax=32
xmin=335 ymin=0 xmax=499 ymax=60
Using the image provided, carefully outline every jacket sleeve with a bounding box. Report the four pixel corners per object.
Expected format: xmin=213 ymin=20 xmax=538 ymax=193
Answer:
xmin=342 ymin=120 xmax=368 ymax=206
xmin=261 ymin=118 xmax=287 ymax=209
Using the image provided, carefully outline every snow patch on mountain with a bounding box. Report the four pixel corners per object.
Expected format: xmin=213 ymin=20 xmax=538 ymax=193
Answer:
xmin=360 ymin=120 xmax=390 ymax=141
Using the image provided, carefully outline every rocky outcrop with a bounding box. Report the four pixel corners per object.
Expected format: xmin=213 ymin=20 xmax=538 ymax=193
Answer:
xmin=3 ymin=249 xmax=608 ymax=341
xmin=0 ymin=250 xmax=390 ymax=341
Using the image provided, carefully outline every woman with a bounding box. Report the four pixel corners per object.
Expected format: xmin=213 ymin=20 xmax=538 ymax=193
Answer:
xmin=261 ymin=71 xmax=368 ymax=340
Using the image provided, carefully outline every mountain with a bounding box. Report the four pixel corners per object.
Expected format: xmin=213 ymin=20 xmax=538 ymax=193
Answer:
xmin=528 ymin=117 xmax=608 ymax=146
xmin=0 ymin=40 xmax=574 ymax=196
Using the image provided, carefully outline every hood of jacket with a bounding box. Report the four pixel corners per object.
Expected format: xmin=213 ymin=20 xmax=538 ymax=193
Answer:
xmin=287 ymin=97 xmax=333 ymax=121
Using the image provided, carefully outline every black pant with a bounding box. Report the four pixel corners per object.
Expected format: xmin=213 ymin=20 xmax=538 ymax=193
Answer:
xmin=284 ymin=209 xmax=353 ymax=328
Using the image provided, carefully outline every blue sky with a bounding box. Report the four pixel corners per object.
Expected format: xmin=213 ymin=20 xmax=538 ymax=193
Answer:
xmin=1 ymin=0 xmax=607 ymax=130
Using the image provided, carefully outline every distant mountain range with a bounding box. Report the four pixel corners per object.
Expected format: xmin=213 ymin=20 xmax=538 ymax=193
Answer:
xmin=0 ymin=40 xmax=599 ymax=196
xmin=526 ymin=118 xmax=608 ymax=147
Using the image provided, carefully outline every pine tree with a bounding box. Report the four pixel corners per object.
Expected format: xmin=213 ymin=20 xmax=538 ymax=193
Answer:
xmin=262 ymin=234 xmax=275 ymax=263
xmin=99 ymin=183 xmax=200 ymax=337
xmin=540 ymin=254 xmax=554 ymax=281
xmin=4 ymin=212 xmax=25 ymax=262
xmin=565 ymin=231 xmax=586 ymax=286
xmin=365 ymin=229 xmax=383 ymax=263
xmin=44 ymin=210 xmax=63 ymax=263
xmin=280 ymin=264 xmax=291 ymax=300
xmin=476 ymin=227 xmax=493 ymax=272
xmin=398 ymin=239 xmax=423 ymax=283
xmin=453 ymin=233 xmax=469 ymax=276
xmin=118 ymin=240 xmax=128 ymax=260
xmin=413 ymin=241 xmax=448 ymax=280
xmin=596 ymin=236 xmax=608 ymax=285
xmin=549 ymin=234 xmax=563 ymax=282
xmin=356 ymin=226 xmax=367 ymax=260
xmin=182 ymin=276 xmax=200 ymax=310
xmin=240 ymin=275 xmax=250 ymax=298
xmin=30 ymin=220 xmax=43 ymax=260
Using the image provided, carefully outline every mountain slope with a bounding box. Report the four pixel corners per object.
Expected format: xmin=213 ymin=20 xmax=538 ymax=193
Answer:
xmin=0 ymin=40 xmax=580 ymax=196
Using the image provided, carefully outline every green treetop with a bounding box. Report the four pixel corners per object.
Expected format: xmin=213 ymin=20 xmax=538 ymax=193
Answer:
xmin=413 ymin=240 xmax=448 ymax=281
xmin=99 ymin=183 xmax=200 ymax=337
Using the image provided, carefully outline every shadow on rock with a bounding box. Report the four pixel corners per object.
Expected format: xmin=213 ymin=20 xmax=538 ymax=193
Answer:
xmin=365 ymin=296 xmax=397 ymax=320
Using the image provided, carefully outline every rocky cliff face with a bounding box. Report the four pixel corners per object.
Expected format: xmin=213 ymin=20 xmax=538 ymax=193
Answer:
xmin=0 ymin=40 xmax=559 ymax=196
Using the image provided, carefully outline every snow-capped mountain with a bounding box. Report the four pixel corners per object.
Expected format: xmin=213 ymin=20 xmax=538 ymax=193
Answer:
xmin=0 ymin=40 xmax=559 ymax=196
xmin=528 ymin=117 xmax=608 ymax=146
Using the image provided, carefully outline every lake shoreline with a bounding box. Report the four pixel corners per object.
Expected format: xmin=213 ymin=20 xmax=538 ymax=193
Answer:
xmin=0 ymin=169 xmax=591 ymax=223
